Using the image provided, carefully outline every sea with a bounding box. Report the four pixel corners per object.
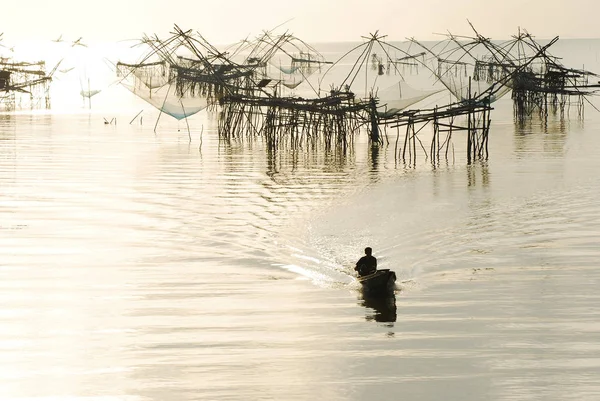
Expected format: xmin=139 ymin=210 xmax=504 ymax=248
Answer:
xmin=1 ymin=38 xmax=600 ymax=401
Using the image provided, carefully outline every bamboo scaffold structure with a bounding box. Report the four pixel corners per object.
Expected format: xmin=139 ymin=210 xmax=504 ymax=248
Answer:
xmin=387 ymin=93 xmax=493 ymax=166
xmin=409 ymin=22 xmax=600 ymax=121
xmin=118 ymin=23 xmax=600 ymax=164
xmin=216 ymin=30 xmax=446 ymax=151
xmin=119 ymin=26 xmax=495 ymax=162
xmin=321 ymin=31 xmax=495 ymax=164
xmin=218 ymin=89 xmax=366 ymax=152
xmin=160 ymin=25 xmax=369 ymax=151
xmin=0 ymin=33 xmax=58 ymax=110
xmin=116 ymin=25 xmax=244 ymax=121
xmin=318 ymin=32 xmax=449 ymax=145
xmin=0 ymin=60 xmax=55 ymax=111
xmin=231 ymin=29 xmax=332 ymax=88
xmin=116 ymin=25 xmax=333 ymax=134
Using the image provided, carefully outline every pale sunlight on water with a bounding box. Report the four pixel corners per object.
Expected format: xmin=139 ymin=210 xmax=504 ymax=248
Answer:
xmin=1 ymin=39 xmax=600 ymax=401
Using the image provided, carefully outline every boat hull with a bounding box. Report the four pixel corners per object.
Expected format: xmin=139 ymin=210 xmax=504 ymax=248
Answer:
xmin=358 ymin=269 xmax=396 ymax=296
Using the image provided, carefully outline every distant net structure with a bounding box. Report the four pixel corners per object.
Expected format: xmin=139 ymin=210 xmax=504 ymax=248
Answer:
xmin=371 ymin=50 xmax=425 ymax=77
xmin=237 ymin=30 xmax=331 ymax=90
xmin=117 ymin=59 xmax=209 ymax=120
xmin=116 ymin=31 xmax=214 ymax=123
xmin=115 ymin=26 xmax=495 ymax=163
xmin=0 ymin=59 xmax=54 ymax=111
xmin=117 ymin=25 xmax=367 ymax=148
xmin=502 ymin=32 xmax=600 ymax=119
xmin=213 ymin=30 xmax=367 ymax=150
xmin=115 ymin=23 xmax=600 ymax=165
xmin=409 ymin=22 xmax=600 ymax=120
xmin=315 ymin=31 xmax=495 ymax=164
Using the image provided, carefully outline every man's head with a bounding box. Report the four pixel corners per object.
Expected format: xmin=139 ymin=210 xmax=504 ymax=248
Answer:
xmin=365 ymin=247 xmax=372 ymax=256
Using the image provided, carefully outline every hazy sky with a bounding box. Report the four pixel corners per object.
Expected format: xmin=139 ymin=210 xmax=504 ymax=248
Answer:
xmin=2 ymin=0 xmax=599 ymax=45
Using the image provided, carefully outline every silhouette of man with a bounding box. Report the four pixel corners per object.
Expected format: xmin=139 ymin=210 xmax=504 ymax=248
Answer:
xmin=355 ymin=247 xmax=377 ymax=276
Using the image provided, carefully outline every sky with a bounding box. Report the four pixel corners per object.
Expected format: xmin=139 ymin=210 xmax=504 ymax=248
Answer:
xmin=2 ymin=0 xmax=600 ymax=46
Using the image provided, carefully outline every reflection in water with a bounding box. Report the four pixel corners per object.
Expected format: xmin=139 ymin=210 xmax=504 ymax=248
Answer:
xmin=359 ymin=291 xmax=397 ymax=324
xmin=2 ymin=43 xmax=600 ymax=401
xmin=0 ymin=115 xmax=16 ymax=184
xmin=265 ymin=143 xmax=356 ymax=179
xmin=266 ymin=146 xmax=279 ymax=178
xmin=369 ymin=143 xmax=380 ymax=172
xmin=514 ymin=113 xmax=569 ymax=156
xmin=467 ymin=161 xmax=490 ymax=188
xmin=1 ymin=105 xmax=600 ymax=399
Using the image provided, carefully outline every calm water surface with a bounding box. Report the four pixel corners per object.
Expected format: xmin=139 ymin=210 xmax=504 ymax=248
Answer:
xmin=2 ymin=43 xmax=600 ymax=401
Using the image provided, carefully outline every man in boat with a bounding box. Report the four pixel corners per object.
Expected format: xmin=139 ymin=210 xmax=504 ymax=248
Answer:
xmin=355 ymin=247 xmax=377 ymax=276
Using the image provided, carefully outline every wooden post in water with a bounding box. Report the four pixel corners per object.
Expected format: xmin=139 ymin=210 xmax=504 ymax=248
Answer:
xmin=430 ymin=107 xmax=436 ymax=161
xmin=467 ymin=78 xmax=472 ymax=164
xmin=369 ymin=97 xmax=380 ymax=143
xmin=411 ymin=122 xmax=417 ymax=166
xmin=395 ymin=125 xmax=401 ymax=160
xmin=402 ymin=119 xmax=410 ymax=161
xmin=445 ymin=116 xmax=453 ymax=159
xmin=484 ymin=100 xmax=491 ymax=159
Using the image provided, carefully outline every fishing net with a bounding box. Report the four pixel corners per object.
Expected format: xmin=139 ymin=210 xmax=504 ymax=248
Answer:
xmin=117 ymin=61 xmax=169 ymax=89
xmin=80 ymin=89 xmax=101 ymax=98
xmin=230 ymin=32 xmax=332 ymax=95
xmin=439 ymin=73 xmax=512 ymax=104
xmin=121 ymin=78 xmax=208 ymax=120
xmin=374 ymin=81 xmax=445 ymax=117
xmin=266 ymin=53 xmax=329 ymax=93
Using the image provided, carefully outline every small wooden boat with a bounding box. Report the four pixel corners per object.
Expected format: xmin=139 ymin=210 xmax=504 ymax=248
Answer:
xmin=357 ymin=269 xmax=396 ymax=295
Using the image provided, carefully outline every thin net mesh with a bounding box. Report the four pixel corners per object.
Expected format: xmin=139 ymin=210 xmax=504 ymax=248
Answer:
xmin=374 ymin=81 xmax=445 ymax=116
xmin=121 ymin=79 xmax=208 ymax=120
xmin=117 ymin=61 xmax=169 ymax=89
xmin=80 ymin=89 xmax=102 ymax=98
xmin=439 ymin=74 xmax=512 ymax=103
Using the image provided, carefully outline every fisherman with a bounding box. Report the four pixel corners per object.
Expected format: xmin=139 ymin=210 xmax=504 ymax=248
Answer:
xmin=355 ymin=247 xmax=377 ymax=276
